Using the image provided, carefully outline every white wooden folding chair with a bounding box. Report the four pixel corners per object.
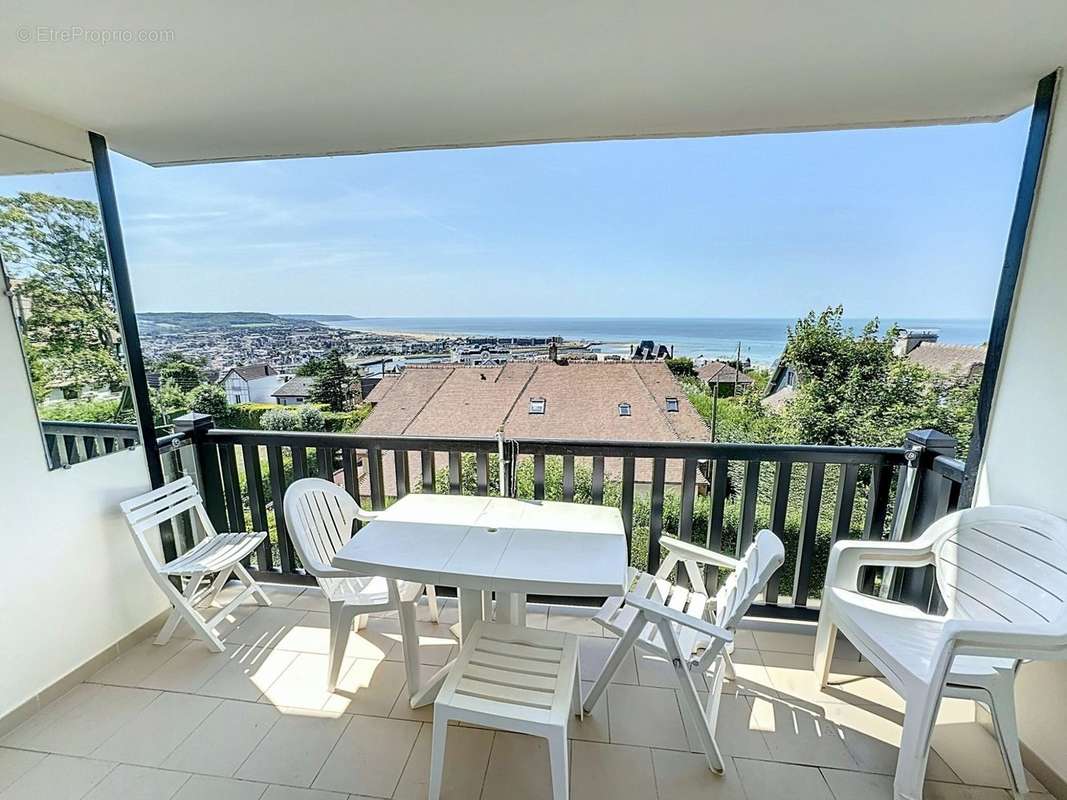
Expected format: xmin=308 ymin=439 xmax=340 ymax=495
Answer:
xmin=120 ymin=476 xmax=271 ymax=653
xmin=584 ymin=529 xmax=785 ymax=772
xmin=815 ymin=505 xmax=1067 ymax=800
xmin=283 ymin=478 xmax=435 ymax=691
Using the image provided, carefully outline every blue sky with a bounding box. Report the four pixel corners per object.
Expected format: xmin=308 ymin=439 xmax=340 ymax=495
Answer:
xmin=6 ymin=109 xmax=1034 ymax=319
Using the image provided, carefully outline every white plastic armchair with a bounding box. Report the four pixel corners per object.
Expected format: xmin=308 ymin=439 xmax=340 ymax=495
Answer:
xmin=585 ymin=529 xmax=785 ymax=773
xmin=815 ymin=505 xmax=1067 ymax=800
xmin=283 ymin=478 xmax=437 ymax=691
xmin=120 ymin=476 xmax=271 ymax=653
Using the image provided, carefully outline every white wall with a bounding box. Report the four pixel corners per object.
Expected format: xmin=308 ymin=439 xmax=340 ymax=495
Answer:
xmin=976 ymin=73 xmax=1067 ymax=785
xmin=0 ymin=120 xmax=168 ymax=721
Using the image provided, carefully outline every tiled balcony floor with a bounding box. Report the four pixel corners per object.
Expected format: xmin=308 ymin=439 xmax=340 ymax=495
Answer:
xmin=0 ymin=583 xmax=1050 ymax=800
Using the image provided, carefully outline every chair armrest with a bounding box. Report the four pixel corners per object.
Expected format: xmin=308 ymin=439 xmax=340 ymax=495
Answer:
xmin=941 ymin=619 xmax=1063 ymax=659
xmin=661 ymin=535 xmax=740 ymax=570
xmin=624 ymin=592 xmax=734 ymax=645
xmin=824 ymin=538 xmax=936 ymax=592
xmin=354 ymin=506 xmax=381 ymax=523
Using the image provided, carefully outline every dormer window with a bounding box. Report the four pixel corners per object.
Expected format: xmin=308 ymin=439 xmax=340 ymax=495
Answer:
xmin=529 ymin=397 xmax=546 ymax=415
xmin=666 ymin=397 xmax=679 ymax=412
xmin=618 ymin=402 xmax=631 ymax=417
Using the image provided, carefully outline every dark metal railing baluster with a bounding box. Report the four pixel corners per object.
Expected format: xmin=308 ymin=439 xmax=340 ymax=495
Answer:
xmin=533 ymin=454 xmax=545 ymax=500
xmin=793 ymin=462 xmax=825 ymax=607
xmin=591 ymin=456 xmax=605 ymax=504
xmin=476 ymin=452 xmax=489 ymax=496
xmin=678 ymin=458 xmax=698 ymax=543
xmin=831 ymin=463 xmax=859 ymax=544
xmin=317 ymin=447 xmax=333 ymax=480
xmin=562 ymin=455 xmax=575 ymax=501
xmin=621 ymin=457 xmax=635 ymax=564
xmin=291 ymin=446 xmax=307 ymax=480
xmin=367 ymin=447 xmax=385 ymax=509
xmin=242 ymin=444 xmax=272 ymax=571
xmin=864 ymin=464 xmax=890 ymax=540
xmin=448 ymin=451 xmax=461 ymax=494
xmin=218 ymin=443 xmax=245 ymax=533
xmin=648 ymin=458 xmax=666 ymax=574
xmin=763 ymin=460 xmax=793 ymax=606
xmin=394 ymin=450 xmax=410 ymax=499
xmin=739 ymin=460 xmax=761 ymax=553
xmin=421 ymin=450 xmax=436 ymax=493
xmin=266 ymin=445 xmax=295 ymax=573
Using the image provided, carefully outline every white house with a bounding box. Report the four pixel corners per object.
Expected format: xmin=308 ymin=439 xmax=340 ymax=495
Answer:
xmin=218 ymin=364 xmax=288 ymax=405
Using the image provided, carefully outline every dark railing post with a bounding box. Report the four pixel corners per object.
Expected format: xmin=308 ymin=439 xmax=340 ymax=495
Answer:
xmin=898 ymin=429 xmax=957 ymax=609
xmin=173 ymin=413 xmax=227 ymax=531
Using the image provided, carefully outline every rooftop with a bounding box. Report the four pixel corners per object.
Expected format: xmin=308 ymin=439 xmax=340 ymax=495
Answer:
xmin=271 ymin=376 xmax=316 ymax=398
xmin=0 ymin=584 xmax=1041 ymax=800
xmin=697 ymin=361 xmax=755 ymax=386
xmin=906 ymin=343 xmax=987 ymax=379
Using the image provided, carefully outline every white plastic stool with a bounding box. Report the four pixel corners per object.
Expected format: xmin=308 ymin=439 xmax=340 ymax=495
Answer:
xmin=430 ymin=621 xmax=580 ymax=800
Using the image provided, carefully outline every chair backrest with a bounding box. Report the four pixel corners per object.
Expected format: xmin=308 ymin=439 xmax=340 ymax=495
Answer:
xmin=283 ymin=478 xmax=361 ymax=578
xmin=930 ymin=505 xmax=1067 ymax=628
xmin=120 ymin=476 xmax=214 ymax=569
xmin=712 ymin=529 xmax=786 ymax=630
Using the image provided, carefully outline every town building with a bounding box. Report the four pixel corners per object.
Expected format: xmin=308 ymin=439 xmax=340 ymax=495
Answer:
xmin=218 ymin=364 xmax=288 ymax=405
xmin=697 ymin=360 xmax=755 ymax=395
xmin=271 ymin=376 xmax=316 ymax=406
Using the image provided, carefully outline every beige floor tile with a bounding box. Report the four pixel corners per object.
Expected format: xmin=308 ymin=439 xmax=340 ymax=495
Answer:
xmin=932 ymin=721 xmax=1045 ymax=792
xmin=822 ymin=702 xmax=959 ymax=782
xmin=724 ymin=648 xmax=778 ymax=697
xmin=570 ymin=682 xmax=610 ymax=743
xmin=635 ymin=651 xmax=707 ymax=690
xmin=571 ymin=740 xmax=657 ymax=800
xmin=546 ymin=606 xmax=604 ymax=636
xmin=258 ymin=652 xmax=355 ymax=715
xmin=173 ymin=605 xmax=256 ymax=640
xmin=82 ymin=763 xmax=190 ymax=799
xmin=225 ymin=607 xmax=311 ymax=650
xmin=311 ymin=714 xmax=420 ymax=797
xmin=731 ymin=627 xmax=759 ymax=649
xmin=0 ymin=753 xmax=114 ymax=800
xmin=164 ymin=699 xmax=280 ymax=776
xmin=139 ymin=640 xmax=233 ymax=693
xmin=755 ymin=696 xmax=861 ymax=770
xmin=287 ymin=589 xmax=329 ymax=613
xmin=4 ymin=683 xmax=159 ymax=756
xmin=417 ymin=596 xmax=459 ymax=625
xmin=735 ymin=756 xmax=836 ymax=800
xmin=753 ymin=629 xmax=819 ymax=655
xmin=0 ymin=747 xmax=45 ymax=792
xmin=171 ymin=774 xmax=268 ymax=800
xmin=606 ymin=683 xmax=689 ymax=751
xmin=481 ymin=731 xmax=553 ymax=800
xmin=337 ymin=617 xmax=399 ymax=661
xmin=92 ymin=691 xmax=221 ymax=766
xmin=923 ymin=782 xmax=1013 ymax=800
xmin=380 ymin=620 xmax=457 ymax=667
xmin=578 ymin=635 xmax=638 ymax=686
xmin=761 ymin=650 xmax=899 ymax=710
xmin=524 ymin=604 xmax=551 ymax=630
xmin=679 ymin=693 xmax=771 ymax=759
xmin=235 ymin=711 xmax=350 ymax=787
xmin=260 ymin=786 xmax=348 ymax=800
xmin=207 ymin=582 xmax=304 ymax=610
xmin=652 ymin=748 xmax=749 ymax=800
xmin=89 ymin=638 xmax=191 ymax=687
xmin=333 ymin=658 xmax=407 ymax=717
xmin=821 ymin=767 xmax=895 ymax=800
xmin=393 ymin=721 xmax=493 ymax=800
xmin=198 ymin=646 xmax=298 ymax=702
xmin=388 ymin=665 xmax=448 ymax=723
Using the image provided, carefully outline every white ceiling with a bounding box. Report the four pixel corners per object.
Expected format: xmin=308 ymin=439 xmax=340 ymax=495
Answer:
xmin=1 ymin=1 xmax=1065 ymax=167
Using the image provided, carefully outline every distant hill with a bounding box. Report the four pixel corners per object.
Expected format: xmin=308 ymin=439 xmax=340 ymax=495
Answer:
xmin=283 ymin=314 xmax=361 ymax=322
xmin=137 ymin=311 xmax=325 ymax=334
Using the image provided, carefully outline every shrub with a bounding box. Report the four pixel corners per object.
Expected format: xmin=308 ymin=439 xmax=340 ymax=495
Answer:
xmin=260 ymin=407 xmax=300 ymax=431
xmin=37 ymin=397 xmax=121 ymax=423
xmin=188 ymin=383 xmax=228 ymax=420
xmin=296 ymin=405 xmax=325 ymax=432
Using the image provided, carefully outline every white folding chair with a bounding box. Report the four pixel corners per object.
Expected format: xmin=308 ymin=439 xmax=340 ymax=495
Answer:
xmin=584 ymin=529 xmax=785 ymax=772
xmin=120 ymin=476 xmax=271 ymax=652
xmin=283 ymin=478 xmax=436 ymax=691
xmin=815 ymin=505 xmax=1067 ymax=800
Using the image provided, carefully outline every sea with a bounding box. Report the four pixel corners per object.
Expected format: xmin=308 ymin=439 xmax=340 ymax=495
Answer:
xmin=320 ymin=316 xmax=990 ymax=366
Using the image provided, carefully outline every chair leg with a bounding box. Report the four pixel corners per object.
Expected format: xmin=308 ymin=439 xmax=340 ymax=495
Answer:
xmin=660 ymin=619 xmax=724 ymax=774
xmin=722 ymin=649 xmax=737 ymax=681
xmin=894 ymin=694 xmax=941 ymax=800
xmin=427 ymin=709 xmax=449 ymax=800
xmin=426 ymin=584 xmax=440 ymax=624
xmin=233 ymin=562 xmax=271 ymax=606
xmin=156 ymin=571 xmax=206 ymax=646
xmin=203 ymin=568 xmax=232 ymax=607
xmin=986 ymin=681 xmax=1029 ymax=795
xmin=354 ymin=614 xmax=368 ymax=631
xmin=582 ymin=610 xmax=644 ymax=714
xmin=548 ymin=728 xmax=570 ymax=800
xmin=813 ymin=616 xmax=838 ymax=688
xmin=328 ymin=602 xmax=357 ymax=692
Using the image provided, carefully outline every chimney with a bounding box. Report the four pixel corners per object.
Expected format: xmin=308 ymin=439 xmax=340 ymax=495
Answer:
xmin=893 ymin=328 xmax=939 ymax=357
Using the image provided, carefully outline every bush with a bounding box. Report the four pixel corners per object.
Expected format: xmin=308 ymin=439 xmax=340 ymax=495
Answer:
xmin=37 ymin=397 xmax=122 ymax=422
xmin=296 ymin=405 xmax=325 ymax=432
xmin=322 ymin=403 xmax=372 ymax=432
xmin=188 ymin=383 xmax=228 ymax=419
xmin=260 ymin=407 xmax=300 ymax=431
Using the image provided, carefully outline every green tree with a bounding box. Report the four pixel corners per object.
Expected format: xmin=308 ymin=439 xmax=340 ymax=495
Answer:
xmin=0 ymin=192 xmax=124 ymax=397
xmin=665 ymin=356 xmax=697 ymax=378
xmin=155 ymin=353 xmax=205 ymax=391
xmin=188 ymin=383 xmax=229 ymax=420
xmin=309 ymin=350 xmax=355 ymax=411
xmin=296 ymin=356 xmax=324 ymax=377
xmin=261 ymin=407 xmax=300 ymax=432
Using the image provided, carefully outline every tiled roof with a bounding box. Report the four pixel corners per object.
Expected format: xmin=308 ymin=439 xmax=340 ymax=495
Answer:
xmin=697 ymin=361 xmax=754 ymax=385
xmin=359 ymin=362 xmax=708 ymax=445
xmin=362 ymin=375 xmax=400 ymax=403
xmin=272 ymin=376 xmax=316 ymax=397
xmin=227 ymin=364 xmax=277 ymax=381
xmin=906 ymin=342 xmax=987 ymax=378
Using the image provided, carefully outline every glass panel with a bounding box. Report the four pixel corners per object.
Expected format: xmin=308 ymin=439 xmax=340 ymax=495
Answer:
xmin=0 ymin=134 xmax=141 ymax=469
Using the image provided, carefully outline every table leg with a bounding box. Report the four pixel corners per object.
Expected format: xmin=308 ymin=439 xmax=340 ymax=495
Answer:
xmin=494 ymin=592 xmax=526 ymax=627
xmin=457 ymin=587 xmax=485 ymax=644
xmin=396 ymin=583 xmax=422 ymax=701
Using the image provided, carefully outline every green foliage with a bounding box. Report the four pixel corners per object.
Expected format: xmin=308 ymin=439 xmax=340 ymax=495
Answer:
xmin=296 ymin=356 xmax=323 ymax=376
xmin=222 ymin=403 xmax=277 ymax=430
xmin=296 ymin=405 xmax=325 ymax=432
xmin=37 ymin=397 xmax=122 ymax=423
xmin=322 ymin=403 xmax=371 ymax=432
xmin=308 ymin=350 xmax=355 ymax=411
xmin=260 ymin=404 xmax=327 ymax=432
xmin=152 ymin=379 xmax=192 ymax=422
xmin=0 ymin=192 xmax=125 ymax=397
xmin=188 ymin=383 xmax=229 ymax=420
xmin=665 ymin=357 xmax=697 ymax=378
xmin=155 ymin=353 xmax=205 ymax=391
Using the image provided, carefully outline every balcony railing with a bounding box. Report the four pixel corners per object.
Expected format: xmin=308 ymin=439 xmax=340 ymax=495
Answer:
xmin=158 ymin=416 xmax=965 ymax=620
xmin=41 ymin=419 xmax=139 ymax=467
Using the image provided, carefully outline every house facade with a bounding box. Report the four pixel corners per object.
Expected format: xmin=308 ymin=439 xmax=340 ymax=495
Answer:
xmin=218 ymin=364 xmax=287 ymax=405
xmin=271 ymin=376 xmax=316 ymax=406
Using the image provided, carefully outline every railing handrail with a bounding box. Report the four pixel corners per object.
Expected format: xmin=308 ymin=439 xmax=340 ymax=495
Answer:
xmin=202 ymin=427 xmax=908 ymax=465
xmin=41 ymin=420 xmax=140 ymax=434
xmin=931 ymin=453 xmax=966 ymax=484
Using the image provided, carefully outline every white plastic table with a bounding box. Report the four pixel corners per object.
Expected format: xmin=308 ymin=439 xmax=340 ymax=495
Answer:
xmin=332 ymin=493 xmax=628 ymax=707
